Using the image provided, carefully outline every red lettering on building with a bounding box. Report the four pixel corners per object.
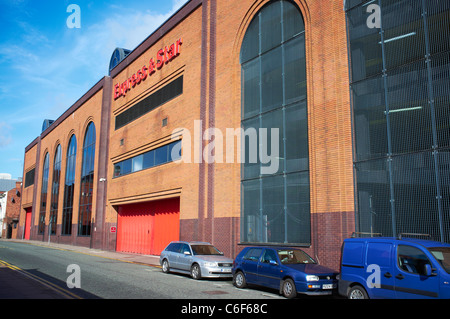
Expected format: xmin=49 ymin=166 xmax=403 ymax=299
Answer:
xmin=113 ymin=38 xmax=182 ymax=100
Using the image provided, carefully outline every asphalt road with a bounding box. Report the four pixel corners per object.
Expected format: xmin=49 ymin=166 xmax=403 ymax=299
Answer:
xmin=0 ymin=240 xmax=285 ymax=300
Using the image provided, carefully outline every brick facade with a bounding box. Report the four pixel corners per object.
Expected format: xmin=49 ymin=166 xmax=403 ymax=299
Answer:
xmin=18 ymin=0 xmax=355 ymax=270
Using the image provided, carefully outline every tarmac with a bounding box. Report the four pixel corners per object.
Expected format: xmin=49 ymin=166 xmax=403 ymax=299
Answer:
xmin=0 ymin=239 xmax=161 ymax=299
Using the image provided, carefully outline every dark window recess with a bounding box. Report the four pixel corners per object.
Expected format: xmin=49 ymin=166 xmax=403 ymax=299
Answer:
xmin=24 ymin=168 xmax=35 ymax=188
xmin=115 ymin=76 xmax=183 ymax=130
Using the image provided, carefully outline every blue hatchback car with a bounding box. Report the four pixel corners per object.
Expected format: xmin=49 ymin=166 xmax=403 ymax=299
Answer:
xmin=232 ymin=246 xmax=338 ymax=298
xmin=338 ymin=234 xmax=450 ymax=299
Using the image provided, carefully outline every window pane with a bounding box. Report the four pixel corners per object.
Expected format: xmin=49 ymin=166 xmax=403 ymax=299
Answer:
xmin=241 ymin=179 xmax=260 ymax=243
xmin=347 ymin=4 xmax=383 ymax=82
xmin=240 ymin=16 xmax=259 ymax=64
xmin=352 ymin=76 xmax=388 ymax=161
xmin=260 ymin=1 xmax=282 ymax=53
xmin=285 ymin=101 xmax=308 ymax=172
xmin=261 ymin=46 xmax=283 ymax=112
xmin=386 ymin=60 xmax=433 ymax=155
xmin=122 ymin=158 xmax=132 ymax=175
xmin=283 ymin=1 xmax=304 ymax=41
xmin=284 ymin=35 xmax=306 ymax=104
xmin=168 ymin=141 xmax=182 ymax=161
xmin=262 ymin=174 xmax=284 ymax=243
xmin=286 ymin=172 xmax=310 ymax=244
xmin=242 ymin=117 xmax=260 ymax=180
xmin=242 ymin=59 xmax=260 ymax=120
xmin=261 ymin=108 xmax=283 ymax=175
xmin=354 ymin=158 xmax=393 ymax=237
xmin=426 ymin=0 xmax=450 ymax=55
xmin=155 ymin=145 xmax=168 ymax=165
xmin=143 ymin=150 xmax=155 ymax=168
xmin=381 ymin=0 xmax=425 ymax=70
xmin=132 ymin=155 xmax=143 ymax=172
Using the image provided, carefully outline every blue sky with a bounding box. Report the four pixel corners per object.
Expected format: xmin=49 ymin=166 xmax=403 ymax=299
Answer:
xmin=0 ymin=0 xmax=188 ymax=180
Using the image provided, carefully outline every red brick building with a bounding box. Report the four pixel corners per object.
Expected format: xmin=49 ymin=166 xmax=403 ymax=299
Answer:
xmin=17 ymin=0 xmax=356 ymax=270
xmin=2 ymin=181 xmax=22 ymax=239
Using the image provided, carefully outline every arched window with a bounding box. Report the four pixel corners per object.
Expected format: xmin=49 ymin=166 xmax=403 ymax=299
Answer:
xmin=38 ymin=152 xmax=50 ymax=235
xmin=240 ymin=0 xmax=310 ymax=245
xmin=78 ymin=122 xmax=96 ymax=236
xmin=49 ymin=145 xmax=61 ymax=235
xmin=62 ymin=135 xmax=77 ymax=235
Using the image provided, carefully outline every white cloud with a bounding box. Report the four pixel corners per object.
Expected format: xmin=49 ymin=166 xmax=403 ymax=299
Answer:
xmin=0 ymin=122 xmax=13 ymax=148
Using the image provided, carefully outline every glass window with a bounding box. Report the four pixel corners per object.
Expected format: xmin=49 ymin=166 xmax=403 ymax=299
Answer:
xmin=155 ymin=145 xmax=168 ymax=166
xmin=261 ymin=249 xmax=278 ymax=263
xmin=243 ymin=248 xmax=263 ymax=261
xmin=143 ymin=150 xmax=155 ymax=169
xmin=62 ymin=135 xmax=77 ymax=235
xmin=240 ymin=0 xmax=310 ymax=245
xmin=78 ymin=123 xmax=96 ymax=236
xmin=49 ymin=145 xmax=61 ymax=235
xmin=398 ymin=245 xmax=431 ymax=275
xmin=38 ymin=153 xmax=50 ymax=235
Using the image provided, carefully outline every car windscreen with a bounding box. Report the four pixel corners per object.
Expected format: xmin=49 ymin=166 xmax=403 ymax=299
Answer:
xmin=429 ymin=247 xmax=450 ymax=274
xmin=277 ymin=249 xmax=317 ymax=264
xmin=191 ymin=245 xmax=222 ymax=255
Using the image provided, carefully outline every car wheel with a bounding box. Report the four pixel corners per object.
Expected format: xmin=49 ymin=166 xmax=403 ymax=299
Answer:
xmin=281 ymin=278 xmax=297 ymax=299
xmin=191 ymin=264 xmax=202 ymax=280
xmin=161 ymin=259 xmax=170 ymax=273
xmin=233 ymin=271 xmax=247 ymax=288
xmin=348 ymin=285 xmax=369 ymax=299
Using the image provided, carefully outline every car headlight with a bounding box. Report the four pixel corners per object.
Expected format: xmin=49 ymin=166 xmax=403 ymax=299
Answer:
xmin=203 ymin=262 xmax=217 ymax=267
xmin=306 ymin=275 xmax=319 ymax=282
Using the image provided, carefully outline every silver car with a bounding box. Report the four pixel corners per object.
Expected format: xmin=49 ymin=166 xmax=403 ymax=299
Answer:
xmin=159 ymin=241 xmax=234 ymax=279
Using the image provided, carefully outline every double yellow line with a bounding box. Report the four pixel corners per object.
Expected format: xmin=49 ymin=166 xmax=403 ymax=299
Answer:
xmin=0 ymin=259 xmax=82 ymax=299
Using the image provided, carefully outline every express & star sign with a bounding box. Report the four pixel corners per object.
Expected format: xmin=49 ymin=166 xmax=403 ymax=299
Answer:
xmin=113 ymin=38 xmax=183 ymax=100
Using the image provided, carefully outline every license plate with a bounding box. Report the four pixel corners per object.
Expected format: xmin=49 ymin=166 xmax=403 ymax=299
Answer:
xmin=221 ymin=269 xmax=231 ymax=273
xmin=322 ymin=284 xmax=333 ymax=289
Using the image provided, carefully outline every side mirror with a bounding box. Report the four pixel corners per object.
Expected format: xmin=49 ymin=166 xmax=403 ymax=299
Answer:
xmin=184 ymin=251 xmax=191 ymax=256
xmin=424 ymin=264 xmax=437 ymax=276
xmin=269 ymin=260 xmax=278 ymax=266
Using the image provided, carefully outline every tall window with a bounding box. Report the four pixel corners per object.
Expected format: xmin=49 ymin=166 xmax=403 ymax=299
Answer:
xmin=78 ymin=122 xmax=96 ymax=236
xmin=240 ymin=0 xmax=310 ymax=245
xmin=346 ymin=0 xmax=450 ymax=242
xmin=62 ymin=135 xmax=77 ymax=235
xmin=49 ymin=145 xmax=61 ymax=235
xmin=38 ymin=153 xmax=50 ymax=235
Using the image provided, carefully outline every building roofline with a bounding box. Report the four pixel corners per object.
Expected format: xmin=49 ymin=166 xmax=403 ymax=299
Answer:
xmin=109 ymin=0 xmax=202 ymax=78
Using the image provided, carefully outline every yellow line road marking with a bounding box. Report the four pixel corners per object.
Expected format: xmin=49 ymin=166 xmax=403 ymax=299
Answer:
xmin=0 ymin=259 xmax=82 ymax=299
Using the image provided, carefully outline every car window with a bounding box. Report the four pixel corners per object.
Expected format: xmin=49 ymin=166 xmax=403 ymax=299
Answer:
xmin=428 ymin=247 xmax=450 ymax=274
xmin=261 ymin=249 xmax=278 ymax=263
xmin=166 ymin=243 xmax=181 ymax=252
xmin=277 ymin=249 xmax=316 ymax=264
xmin=191 ymin=245 xmax=221 ymax=255
xmin=397 ymin=245 xmax=431 ymax=275
xmin=181 ymin=244 xmax=191 ymax=254
xmin=243 ymin=248 xmax=263 ymax=261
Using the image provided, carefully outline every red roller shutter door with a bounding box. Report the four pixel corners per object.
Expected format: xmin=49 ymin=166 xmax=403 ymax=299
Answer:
xmin=116 ymin=198 xmax=180 ymax=255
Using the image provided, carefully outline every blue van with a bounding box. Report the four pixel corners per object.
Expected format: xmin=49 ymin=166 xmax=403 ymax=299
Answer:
xmin=338 ymin=233 xmax=450 ymax=299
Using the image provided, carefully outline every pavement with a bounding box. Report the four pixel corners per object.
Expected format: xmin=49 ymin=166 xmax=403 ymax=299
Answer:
xmin=0 ymin=239 xmax=162 ymax=299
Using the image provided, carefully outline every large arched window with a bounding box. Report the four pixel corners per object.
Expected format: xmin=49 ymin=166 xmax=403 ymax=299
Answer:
xmin=240 ymin=0 xmax=310 ymax=245
xmin=49 ymin=145 xmax=61 ymax=235
xmin=62 ymin=135 xmax=77 ymax=235
xmin=38 ymin=152 xmax=50 ymax=235
xmin=78 ymin=122 xmax=96 ymax=236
